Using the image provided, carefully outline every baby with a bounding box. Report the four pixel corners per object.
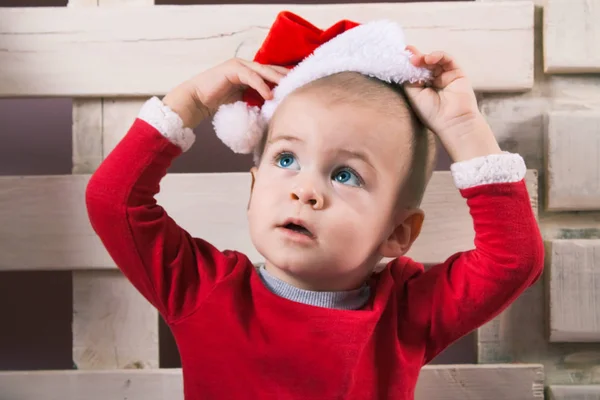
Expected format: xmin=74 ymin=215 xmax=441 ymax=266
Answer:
xmin=86 ymin=12 xmax=544 ymax=400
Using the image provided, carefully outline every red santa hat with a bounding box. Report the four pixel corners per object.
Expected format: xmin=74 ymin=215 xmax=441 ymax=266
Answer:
xmin=213 ymin=11 xmax=431 ymax=156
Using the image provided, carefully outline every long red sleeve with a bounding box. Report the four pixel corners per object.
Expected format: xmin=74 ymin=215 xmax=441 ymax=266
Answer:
xmin=397 ymin=178 xmax=544 ymax=363
xmin=85 ymin=118 xmax=240 ymax=323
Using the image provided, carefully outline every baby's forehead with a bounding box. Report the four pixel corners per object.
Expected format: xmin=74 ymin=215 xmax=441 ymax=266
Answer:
xmin=271 ymin=88 xmax=416 ymax=144
xmin=269 ymin=98 xmax=413 ymax=169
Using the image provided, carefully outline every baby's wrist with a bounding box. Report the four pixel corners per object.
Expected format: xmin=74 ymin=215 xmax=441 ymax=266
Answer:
xmin=162 ymin=83 xmax=210 ymax=129
xmin=440 ymin=114 xmax=502 ymax=162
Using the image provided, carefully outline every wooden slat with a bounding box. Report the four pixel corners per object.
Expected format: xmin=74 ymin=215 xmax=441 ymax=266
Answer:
xmin=72 ymin=99 xmax=103 ymax=174
xmin=68 ymin=0 xmax=159 ymax=372
xmin=73 ymin=99 xmax=154 ymax=369
xmin=0 ymin=170 xmax=538 ymax=271
xmin=548 ymin=240 xmax=600 ymax=342
xmin=415 ymin=364 xmax=544 ymax=399
xmin=0 ymin=364 xmax=544 ymax=400
xmin=0 ymin=2 xmax=534 ymax=97
xmin=478 ymin=271 xmax=600 ymax=384
xmin=102 ymin=98 xmax=148 ymax=158
xmin=543 ymin=0 xmax=600 ymax=73
xmin=549 ymin=385 xmax=600 ymax=400
xmin=72 ymin=270 xmax=159 ymax=369
xmin=545 ymin=110 xmax=600 ymax=211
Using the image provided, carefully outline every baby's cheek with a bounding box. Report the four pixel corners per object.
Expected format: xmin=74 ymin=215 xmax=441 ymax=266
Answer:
xmin=330 ymin=220 xmax=371 ymax=257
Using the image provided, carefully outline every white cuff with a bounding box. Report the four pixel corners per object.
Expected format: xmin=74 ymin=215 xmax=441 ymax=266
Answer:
xmin=450 ymin=152 xmax=526 ymax=190
xmin=138 ymin=97 xmax=196 ymax=152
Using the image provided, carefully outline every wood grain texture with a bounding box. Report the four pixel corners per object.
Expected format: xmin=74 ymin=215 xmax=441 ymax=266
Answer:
xmin=72 ymin=99 xmax=103 ymax=174
xmin=478 ymin=272 xmax=600 ymax=385
xmin=102 ymin=98 xmax=148 ymax=158
xmin=69 ymin=0 xmax=158 ymax=372
xmin=548 ymin=240 xmax=600 ymax=342
xmin=544 ymin=0 xmax=600 ymax=73
xmin=549 ymin=385 xmax=600 ymax=400
xmin=0 ymin=170 xmax=538 ymax=271
xmin=72 ymin=270 xmax=159 ymax=369
xmin=545 ymin=110 xmax=600 ymax=211
xmin=0 ymin=364 xmax=544 ymax=400
xmin=0 ymin=2 xmax=534 ymax=97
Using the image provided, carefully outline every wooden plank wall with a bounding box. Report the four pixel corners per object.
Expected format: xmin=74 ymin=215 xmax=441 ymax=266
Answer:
xmin=548 ymin=385 xmax=600 ymax=400
xmin=544 ymin=111 xmax=600 ymax=211
xmin=0 ymin=365 xmax=545 ymax=400
xmin=0 ymin=2 xmax=534 ymax=96
xmin=548 ymin=240 xmax=600 ymax=343
xmin=0 ymin=171 xmax=538 ymax=271
xmin=476 ymin=0 xmax=600 ymax=391
xmin=543 ymin=0 xmax=600 ymax=73
xmin=6 ymin=0 xmax=600 ymax=397
xmin=68 ymin=0 xmax=158 ymax=374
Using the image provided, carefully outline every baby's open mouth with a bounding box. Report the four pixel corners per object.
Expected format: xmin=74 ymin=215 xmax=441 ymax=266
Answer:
xmin=282 ymin=222 xmax=313 ymax=238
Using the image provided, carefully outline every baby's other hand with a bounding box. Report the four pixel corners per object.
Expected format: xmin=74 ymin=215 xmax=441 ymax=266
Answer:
xmin=163 ymin=58 xmax=289 ymax=129
xmin=403 ymin=46 xmax=501 ymax=161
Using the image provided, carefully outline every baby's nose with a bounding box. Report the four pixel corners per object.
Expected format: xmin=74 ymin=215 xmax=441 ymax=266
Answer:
xmin=291 ymin=185 xmax=324 ymax=209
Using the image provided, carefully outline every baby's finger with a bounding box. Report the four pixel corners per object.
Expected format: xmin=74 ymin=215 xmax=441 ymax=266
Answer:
xmin=241 ymin=60 xmax=286 ymax=84
xmin=432 ymin=68 xmax=466 ymax=89
xmin=237 ymin=67 xmax=273 ymax=100
xmin=268 ymin=65 xmax=292 ymax=75
xmin=424 ymin=51 xmax=461 ymax=72
xmin=405 ymin=45 xmax=426 ymax=67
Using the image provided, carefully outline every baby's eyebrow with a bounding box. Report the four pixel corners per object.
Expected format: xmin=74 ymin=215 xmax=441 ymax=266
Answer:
xmin=268 ymin=134 xmax=302 ymax=145
xmin=338 ymin=149 xmax=375 ymax=170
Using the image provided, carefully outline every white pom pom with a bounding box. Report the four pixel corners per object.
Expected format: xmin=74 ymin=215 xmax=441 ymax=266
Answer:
xmin=213 ymin=102 xmax=265 ymax=154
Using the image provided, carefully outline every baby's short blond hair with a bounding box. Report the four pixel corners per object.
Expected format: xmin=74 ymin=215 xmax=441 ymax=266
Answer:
xmin=256 ymin=72 xmax=437 ymax=209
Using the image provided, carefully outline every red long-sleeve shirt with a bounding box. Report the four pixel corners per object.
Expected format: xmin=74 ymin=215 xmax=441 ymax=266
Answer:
xmin=86 ymin=101 xmax=544 ymax=400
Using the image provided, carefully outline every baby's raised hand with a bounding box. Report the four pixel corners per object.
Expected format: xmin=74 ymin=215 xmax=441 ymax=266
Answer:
xmin=163 ymin=58 xmax=288 ymax=129
xmin=403 ymin=46 xmax=501 ymax=161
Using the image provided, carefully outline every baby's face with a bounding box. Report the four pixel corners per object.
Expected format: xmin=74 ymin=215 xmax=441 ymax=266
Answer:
xmin=247 ymin=90 xmax=414 ymax=290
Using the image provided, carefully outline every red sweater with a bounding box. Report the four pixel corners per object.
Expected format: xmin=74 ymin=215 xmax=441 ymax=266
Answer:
xmin=86 ymin=116 xmax=544 ymax=399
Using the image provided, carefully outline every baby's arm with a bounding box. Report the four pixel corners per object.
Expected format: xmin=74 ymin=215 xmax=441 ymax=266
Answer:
xmin=85 ymin=98 xmax=240 ymax=322
xmin=86 ymin=59 xmax=287 ymax=322
xmin=401 ymin=151 xmax=543 ymax=363
xmin=400 ymin=49 xmax=544 ymax=362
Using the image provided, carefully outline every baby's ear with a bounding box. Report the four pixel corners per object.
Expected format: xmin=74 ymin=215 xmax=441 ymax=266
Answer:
xmin=250 ymin=167 xmax=257 ymax=193
xmin=378 ymin=209 xmax=424 ymax=259
xmin=247 ymin=167 xmax=258 ymax=211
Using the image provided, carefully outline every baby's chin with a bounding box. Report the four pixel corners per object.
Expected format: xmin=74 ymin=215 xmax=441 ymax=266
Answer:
xmin=263 ymin=252 xmax=373 ymax=291
xmin=264 ymin=252 xmax=330 ymax=277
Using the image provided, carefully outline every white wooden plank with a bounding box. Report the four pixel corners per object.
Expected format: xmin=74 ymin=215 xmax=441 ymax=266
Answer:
xmin=0 ymin=2 xmax=534 ymax=97
xmin=68 ymin=0 xmax=99 ymax=5
xmin=544 ymin=0 xmax=600 ymax=73
xmin=72 ymin=99 xmax=103 ymax=174
xmin=549 ymin=385 xmax=600 ymax=400
xmin=72 ymin=270 xmax=159 ymax=369
xmin=548 ymin=240 xmax=600 ymax=342
xmin=68 ymin=0 xmax=158 ymax=373
xmin=0 ymin=171 xmax=538 ymax=271
xmin=0 ymin=369 xmax=183 ymax=400
xmin=102 ymin=98 xmax=148 ymax=158
xmin=0 ymin=364 xmax=544 ymax=400
xmin=73 ymin=98 xmax=156 ymax=371
xmin=477 ymin=269 xmax=600 ymax=385
xmin=415 ymin=364 xmax=545 ymax=399
xmin=545 ymin=110 xmax=600 ymax=211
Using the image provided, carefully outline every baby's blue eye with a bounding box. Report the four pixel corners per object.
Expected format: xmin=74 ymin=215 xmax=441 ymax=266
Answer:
xmin=333 ymin=168 xmax=361 ymax=187
xmin=276 ymin=153 xmax=299 ymax=170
